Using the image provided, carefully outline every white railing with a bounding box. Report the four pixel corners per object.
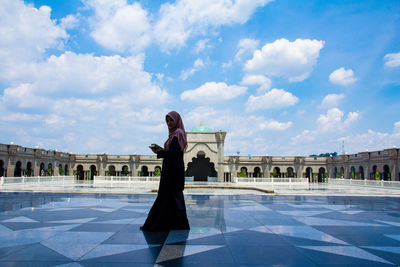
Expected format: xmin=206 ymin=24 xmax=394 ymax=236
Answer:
xmin=1 ymin=176 xmax=74 ymax=186
xmin=235 ymin=177 xmax=309 ymax=184
xmin=328 ymin=178 xmax=400 ymax=189
xmin=0 ymin=175 xmax=309 ymax=188
xmin=93 ymin=176 xmax=160 ymax=184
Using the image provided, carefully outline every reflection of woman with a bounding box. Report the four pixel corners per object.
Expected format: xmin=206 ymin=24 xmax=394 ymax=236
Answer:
xmin=141 ymin=111 xmax=190 ymax=231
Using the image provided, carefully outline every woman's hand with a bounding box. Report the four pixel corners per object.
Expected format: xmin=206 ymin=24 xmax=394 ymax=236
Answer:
xmin=149 ymin=144 xmax=163 ymax=154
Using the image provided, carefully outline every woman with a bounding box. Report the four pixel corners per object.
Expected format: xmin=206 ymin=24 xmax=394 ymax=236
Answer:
xmin=141 ymin=111 xmax=190 ymax=231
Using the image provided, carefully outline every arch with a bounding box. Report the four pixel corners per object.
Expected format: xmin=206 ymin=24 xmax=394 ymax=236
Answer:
xmin=318 ymin=167 xmax=326 ymax=182
xmin=239 ymin=167 xmax=248 ymax=177
xmin=383 ymin=165 xmax=391 ymax=181
xmin=254 ymin=167 xmax=262 ymax=178
xmin=40 ymin=163 xmax=45 ymax=176
xmin=109 ymin=165 xmax=116 ymax=176
xmin=121 ymin=165 xmax=129 ymax=176
xmin=90 ymin=165 xmax=97 ymax=180
xmin=305 ymin=167 xmax=312 ymax=182
xmin=14 ymin=161 xmax=22 ymax=177
xmin=141 ymin=166 xmax=148 ymax=176
xmin=286 ymin=167 xmax=294 ymax=178
xmin=372 ymin=165 xmax=379 ymax=180
xmin=64 ymin=164 xmax=69 ymax=175
xmin=26 ymin=162 xmax=32 ymax=177
xmin=154 ymin=166 xmax=161 ymax=177
xmin=334 ymin=167 xmax=338 ymax=178
xmin=272 ymin=167 xmax=281 ymax=178
xmin=350 ymin=166 xmax=355 ymax=179
xmin=0 ymin=160 xmax=4 ymax=177
xmin=197 ymin=151 xmax=206 ymax=157
xmin=340 ymin=167 xmax=344 ymax=178
xmin=58 ymin=164 xmax=63 ymax=176
xmin=359 ymin=166 xmax=364 ymax=180
xmin=47 ymin=163 xmax=53 ymax=176
xmin=186 ymin=154 xmax=217 ymax=181
xmin=77 ymin=165 xmax=84 ymax=180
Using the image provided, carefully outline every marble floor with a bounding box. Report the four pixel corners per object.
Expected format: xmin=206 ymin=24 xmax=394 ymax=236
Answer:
xmin=0 ymin=192 xmax=399 ymax=266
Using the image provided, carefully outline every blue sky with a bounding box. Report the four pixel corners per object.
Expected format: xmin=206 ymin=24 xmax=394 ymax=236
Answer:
xmin=0 ymin=0 xmax=399 ymax=156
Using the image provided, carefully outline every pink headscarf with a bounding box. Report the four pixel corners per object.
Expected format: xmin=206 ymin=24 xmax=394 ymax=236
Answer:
xmin=164 ymin=111 xmax=187 ymax=151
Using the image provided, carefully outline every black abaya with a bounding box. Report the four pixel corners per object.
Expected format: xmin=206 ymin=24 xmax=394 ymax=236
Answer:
xmin=142 ymin=137 xmax=190 ymax=231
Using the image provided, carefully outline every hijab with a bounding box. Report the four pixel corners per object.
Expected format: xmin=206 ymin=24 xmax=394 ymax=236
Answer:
xmin=164 ymin=111 xmax=187 ymax=151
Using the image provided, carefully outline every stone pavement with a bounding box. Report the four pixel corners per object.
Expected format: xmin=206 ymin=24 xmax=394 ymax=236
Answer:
xmin=0 ymin=190 xmax=399 ymax=266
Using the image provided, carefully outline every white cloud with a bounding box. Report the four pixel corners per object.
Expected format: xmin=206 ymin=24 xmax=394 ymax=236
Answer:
xmin=235 ymin=38 xmax=260 ymax=61
xmin=290 ymin=124 xmax=400 ymax=155
xmin=60 ymin=14 xmax=80 ymax=29
xmin=84 ymin=0 xmax=271 ymax=53
xmin=329 ymin=67 xmax=358 ymax=85
xmin=44 ymin=114 xmax=62 ymax=126
xmin=297 ymin=109 xmax=305 ymax=115
xmin=221 ymin=61 xmax=233 ymax=69
xmin=246 ymin=88 xmax=299 ymax=112
xmin=86 ymin=0 xmax=151 ymax=53
xmin=181 ymin=82 xmax=247 ymax=102
xmin=3 ymin=52 xmax=167 ymax=103
xmin=1 ymin=111 xmax=42 ymax=122
xmin=194 ymin=39 xmax=211 ymax=53
xmin=291 ymin=130 xmax=315 ymax=144
xmin=155 ymin=73 xmax=164 ymax=82
xmin=244 ymin=38 xmax=324 ymax=82
xmin=180 ymin=58 xmax=205 ymax=80
xmin=154 ymin=0 xmax=270 ymax=51
xmin=345 ymin=111 xmax=360 ymax=125
xmin=317 ymin=108 xmax=360 ymax=132
xmin=0 ymin=50 xmax=170 ymax=154
xmin=320 ymin=94 xmax=345 ymax=109
xmin=258 ymin=119 xmax=292 ymax=131
xmin=395 ymin=121 xmax=400 ymax=134
xmin=0 ymin=0 xmax=67 ymax=80
xmin=122 ymin=108 xmax=168 ymax=123
xmin=384 ymin=52 xmax=400 ymax=67
xmin=339 ymin=123 xmax=400 ymax=153
xmin=291 ymin=119 xmax=399 ymax=156
xmin=241 ymin=74 xmax=271 ymax=93
xmin=2 ymin=83 xmax=48 ymax=108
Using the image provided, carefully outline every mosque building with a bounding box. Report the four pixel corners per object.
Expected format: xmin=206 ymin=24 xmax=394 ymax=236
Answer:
xmin=1 ymin=123 xmax=399 ymax=182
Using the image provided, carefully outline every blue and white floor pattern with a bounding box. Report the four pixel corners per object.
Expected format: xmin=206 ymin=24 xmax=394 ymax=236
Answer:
xmin=0 ymin=192 xmax=399 ymax=266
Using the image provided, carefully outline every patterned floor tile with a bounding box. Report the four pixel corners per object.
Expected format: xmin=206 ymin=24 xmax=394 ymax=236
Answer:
xmin=0 ymin=243 xmax=71 ymax=262
xmin=0 ymin=193 xmax=399 ymax=266
xmin=298 ymin=245 xmax=394 ymax=265
xmin=80 ymin=244 xmax=157 ymax=260
xmin=158 ymin=245 xmax=235 ymax=265
xmin=376 ymin=220 xmax=400 ymax=227
xmin=2 ymin=216 xmax=38 ymax=223
xmin=40 ymin=231 xmax=115 ymax=260
xmin=79 ymin=245 xmax=162 ymax=264
xmin=385 ymin=234 xmax=400 ymax=242
xmin=265 ymin=225 xmax=348 ymax=245
xmin=47 ymin=217 xmax=97 ymax=224
xmin=230 ymin=244 xmax=318 ymax=265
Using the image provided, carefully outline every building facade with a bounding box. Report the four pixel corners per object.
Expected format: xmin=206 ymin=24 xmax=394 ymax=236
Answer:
xmin=1 ymin=128 xmax=399 ymax=182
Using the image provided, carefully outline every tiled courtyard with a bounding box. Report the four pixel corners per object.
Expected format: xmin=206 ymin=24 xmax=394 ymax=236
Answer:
xmin=0 ymin=192 xmax=399 ymax=266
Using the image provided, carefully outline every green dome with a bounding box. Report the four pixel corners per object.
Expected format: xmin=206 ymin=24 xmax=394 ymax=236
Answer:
xmin=191 ymin=122 xmax=211 ymax=132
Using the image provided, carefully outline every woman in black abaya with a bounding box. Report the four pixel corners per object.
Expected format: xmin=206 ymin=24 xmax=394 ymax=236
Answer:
xmin=141 ymin=111 xmax=190 ymax=231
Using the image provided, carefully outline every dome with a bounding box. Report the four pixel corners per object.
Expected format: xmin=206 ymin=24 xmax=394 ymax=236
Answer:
xmin=191 ymin=121 xmax=211 ymax=132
